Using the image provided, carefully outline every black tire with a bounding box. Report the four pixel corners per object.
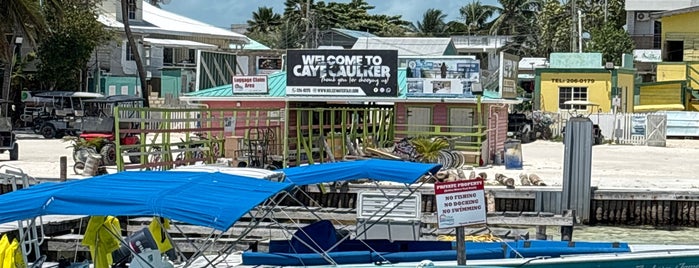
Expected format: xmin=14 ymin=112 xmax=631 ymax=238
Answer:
xmin=520 ymin=130 xmax=531 ymax=143
xmin=73 ymin=162 xmax=85 ymax=175
xmin=32 ymin=119 xmax=43 ymax=134
xmin=9 ymin=144 xmax=18 ymax=161
xmin=100 ymin=143 xmax=117 ymax=166
xmin=40 ymin=124 xmax=56 ymax=139
xmin=74 ymin=147 xmax=97 ymax=163
xmin=128 ymin=149 xmax=141 ymax=164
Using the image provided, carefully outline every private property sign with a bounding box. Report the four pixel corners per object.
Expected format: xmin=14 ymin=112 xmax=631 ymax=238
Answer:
xmin=285 ymin=49 xmax=398 ymax=97
xmin=435 ymin=179 xmax=486 ymax=229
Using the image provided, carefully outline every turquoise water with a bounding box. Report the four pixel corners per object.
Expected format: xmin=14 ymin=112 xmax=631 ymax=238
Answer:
xmin=543 ymin=225 xmax=699 ymax=244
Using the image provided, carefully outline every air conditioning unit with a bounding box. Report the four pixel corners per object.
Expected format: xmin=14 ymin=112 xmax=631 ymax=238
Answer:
xmin=636 ymin=12 xmax=650 ymax=21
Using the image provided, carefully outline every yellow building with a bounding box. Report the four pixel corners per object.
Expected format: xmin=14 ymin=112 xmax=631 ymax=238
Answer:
xmin=534 ymin=53 xmax=635 ymax=113
xmin=636 ymin=7 xmax=699 ymax=111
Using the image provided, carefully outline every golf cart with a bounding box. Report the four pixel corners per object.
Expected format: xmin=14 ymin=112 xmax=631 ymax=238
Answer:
xmin=561 ymin=100 xmax=604 ymax=145
xmin=507 ymin=112 xmax=535 ymax=143
xmin=73 ymin=95 xmax=143 ymax=170
xmin=0 ymin=100 xmax=18 ymax=160
xmin=23 ymin=91 xmax=104 ymax=138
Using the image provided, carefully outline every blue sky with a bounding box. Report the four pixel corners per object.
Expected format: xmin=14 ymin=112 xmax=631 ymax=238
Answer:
xmin=161 ymin=0 xmax=499 ymax=30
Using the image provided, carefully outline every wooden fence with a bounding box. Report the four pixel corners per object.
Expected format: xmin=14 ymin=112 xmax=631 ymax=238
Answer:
xmin=545 ymin=111 xmax=668 ymax=146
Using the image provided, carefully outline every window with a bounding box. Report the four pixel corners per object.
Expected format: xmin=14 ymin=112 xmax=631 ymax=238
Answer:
xmin=558 ymin=87 xmax=588 ymax=110
xmin=127 ymin=0 xmax=136 ymax=20
xmin=125 ymin=43 xmax=135 ymax=61
xmin=188 ymin=49 xmax=196 ymax=63
xmin=163 ymin=47 xmax=173 ymax=65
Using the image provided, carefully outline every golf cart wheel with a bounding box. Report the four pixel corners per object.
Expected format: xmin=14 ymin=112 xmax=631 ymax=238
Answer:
xmin=73 ymin=162 xmax=85 ymax=175
xmin=100 ymin=143 xmax=117 ymax=166
xmin=73 ymin=147 xmax=97 ymax=163
xmin=9 ymin=143 xmax=18 ymax=161
xmin=40 ymin=124 xmax=56 ymax=139
xmin=520 ymin=130 xmax=531 ymax=143
xmin=32 ymin=119 xmax=43 ymax=134
xmin=128 ymin=149 xmax=141 ymax=164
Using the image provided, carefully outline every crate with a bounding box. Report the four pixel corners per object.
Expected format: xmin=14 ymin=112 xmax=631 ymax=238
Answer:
xmin=224 ymin=136 xmax=243 ymax=159
xmin=355 ymin=191 xmax=422 ymax=241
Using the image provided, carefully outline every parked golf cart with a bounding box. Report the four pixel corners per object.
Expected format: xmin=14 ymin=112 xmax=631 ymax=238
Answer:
xmin=561 ymin=100 xmax=605 ymax=145
xmin=73 ymin=95 xmax=144 ymax=169
xmin=0 ymin=100 xmax=19 ymax=160
xmin=507 ymin=112 xmax=535 ymax=143
xmin=23 ymin=91 xmax=103 ymax=138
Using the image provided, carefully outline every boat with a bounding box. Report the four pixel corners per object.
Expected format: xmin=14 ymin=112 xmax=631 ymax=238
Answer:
xmin=0 ymin=159 xmax=698 ymax=267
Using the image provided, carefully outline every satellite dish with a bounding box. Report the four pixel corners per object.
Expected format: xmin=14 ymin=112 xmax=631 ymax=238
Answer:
xmin=160 ymin=0 xmax=171 ymax=4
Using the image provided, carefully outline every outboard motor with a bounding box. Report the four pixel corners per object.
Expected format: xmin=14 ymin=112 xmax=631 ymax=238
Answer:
xmin=112 ymin=228 xmax=160 ymax=267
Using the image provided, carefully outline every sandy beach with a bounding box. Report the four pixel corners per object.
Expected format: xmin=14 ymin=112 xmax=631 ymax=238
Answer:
xmin=483 ymin=139 xmax=699 ymax=189
xmin=6 ymin=132 xmax=699 ymax=190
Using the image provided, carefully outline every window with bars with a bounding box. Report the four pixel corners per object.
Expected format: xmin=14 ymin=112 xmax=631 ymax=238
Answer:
xmin=127 ymin=0 xmax=136 ymax=20
xmin=558 ymin=87 xmax=588 ymax=110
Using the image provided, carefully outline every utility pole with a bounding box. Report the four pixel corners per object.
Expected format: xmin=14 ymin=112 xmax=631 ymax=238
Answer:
xmin=578 ymin=9 xmax=583 ymax=53
xmin=604 ymin=0 xmax=608 ymax=24
xmin=571 ymin=0 xmax=577 ymax=52
xmin=304 ymin=0 xmax=311 ymax=48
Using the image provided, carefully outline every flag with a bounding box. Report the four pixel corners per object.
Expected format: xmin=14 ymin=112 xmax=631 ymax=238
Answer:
xmin=148 ymin=217 xmax=173 ymax=253
xmin=82 ymin=216 xmax=122 ymax=268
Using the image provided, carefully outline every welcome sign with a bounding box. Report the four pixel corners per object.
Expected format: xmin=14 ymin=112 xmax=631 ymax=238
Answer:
xmin=286 ymin=49 xmax=398 ymax=97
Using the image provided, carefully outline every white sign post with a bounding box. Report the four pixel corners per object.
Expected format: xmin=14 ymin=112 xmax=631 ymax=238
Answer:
xmin=434 ymin=178 xmax=486 ymax=265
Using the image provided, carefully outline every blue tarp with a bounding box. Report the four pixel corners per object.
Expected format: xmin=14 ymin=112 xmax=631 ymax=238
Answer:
xmin=0 ymin=171 xmax=292 ymax=231
xmin=283 ymin=159 xmax=441 ymax=185
xmin=0 ymin=160 xmax=440 ymax=231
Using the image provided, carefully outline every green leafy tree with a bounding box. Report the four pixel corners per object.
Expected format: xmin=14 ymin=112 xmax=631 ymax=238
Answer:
xmin=586 ymin=22 xmax=635 ymax=66
xmin=247 ymin=7 xmax=282 ymax=34
xmin=1 ymin=0 xmax=63 ymax=100
xmin=37 ymin=0 xmax=113 ymax=90
xmin=488 ymin=0 xmax=541 ymax=35
xmin=459 ymin=1 xmax=495 ymax=35
xmin=532 ymin=0 xmax=572 ymax=56
xmin=410 ymin=9 xmax=448 ymax=37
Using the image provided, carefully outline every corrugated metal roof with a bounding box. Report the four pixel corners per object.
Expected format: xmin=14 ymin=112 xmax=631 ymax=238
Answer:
xmin=653 ymin=5 xmax=699 ymax=18
xmin=268 ymin=72 xmax=286 ymax=97
xmin=184 ymin=72 xmax=285 ymax=98
xmin=352 ymin=37 xmax=456 ymax=56
xmin=98 ymin=2 xmax=248 ymax=43
xmin=184 ymin=84 xmax=231 ymax=97
xmin=332 ymin=28 xmax=378 ymax=39
xmin=144 ymin=38 xmax=217 ymax=49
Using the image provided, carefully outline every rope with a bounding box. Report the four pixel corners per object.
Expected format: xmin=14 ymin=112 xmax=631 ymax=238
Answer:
xmin=436 ymin=233 xmax=503 ymax=242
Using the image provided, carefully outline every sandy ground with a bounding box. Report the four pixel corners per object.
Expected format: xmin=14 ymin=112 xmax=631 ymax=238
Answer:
xmin=481 ymin=139 xmax=699 ymax=189
xmin=6 ymin=132 xmax=699 ymax=189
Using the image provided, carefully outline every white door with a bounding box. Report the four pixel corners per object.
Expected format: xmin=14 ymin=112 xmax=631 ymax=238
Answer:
xmin=449 ymin=107 xmax=474 ymax=140
xmin=407 ymin=106 xmax=432 ymax=133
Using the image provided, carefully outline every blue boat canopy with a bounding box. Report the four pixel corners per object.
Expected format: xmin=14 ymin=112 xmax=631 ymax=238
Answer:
xmin=0 ymin=171 xmax=291 ymax=231
xmin=283 ymin=159 xmax=441 ymax=185
xmin=0 ymin=159 xmax=440 ymax=231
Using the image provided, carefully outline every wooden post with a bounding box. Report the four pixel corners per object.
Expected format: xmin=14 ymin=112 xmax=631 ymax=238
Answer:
xmin=456 ymin=227 xmax=466 ymax=265
xmin=59 ymin=156 xmax=67 ymax=181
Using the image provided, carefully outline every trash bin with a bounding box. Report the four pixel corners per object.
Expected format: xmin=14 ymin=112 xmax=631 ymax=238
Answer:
xmin=504 ymin=139 xmax=523 ymax=169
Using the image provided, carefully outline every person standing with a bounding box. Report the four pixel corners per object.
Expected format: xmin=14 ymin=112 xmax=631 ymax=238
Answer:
xmin=440 ymin=62 xmax=447 ymax=78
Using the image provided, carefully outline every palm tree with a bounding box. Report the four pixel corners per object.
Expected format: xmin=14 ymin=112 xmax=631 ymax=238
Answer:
xmin=411 ymin=8 xmax=448 ymax=37
xmin=0 ymin=0 xmax=53 ymax=100
xmin=459 ymin=1 xmax=495 ymax=35
xmin=487 ymin=0 xmax=541 ymax=35
xmin=247 ymin=7 xmax=282 ymax=34
xmin=121 ymin=0 xmax=149 ymax=106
